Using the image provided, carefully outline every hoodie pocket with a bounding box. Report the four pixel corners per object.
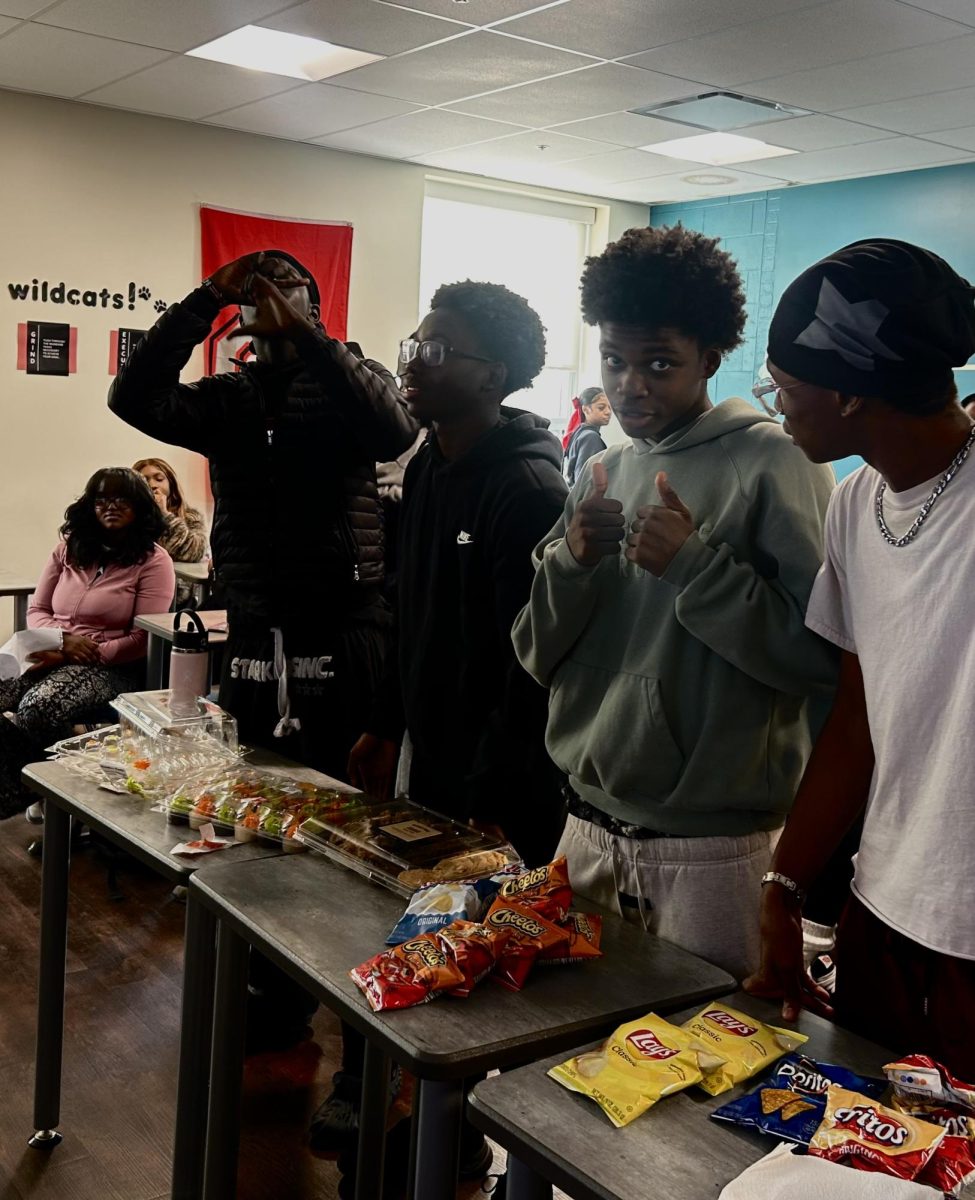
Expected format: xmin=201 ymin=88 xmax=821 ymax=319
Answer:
xmin=547 ymin=661 xmax=684 ymax=801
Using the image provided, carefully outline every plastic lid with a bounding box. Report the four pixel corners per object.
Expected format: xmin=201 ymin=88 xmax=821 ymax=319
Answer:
xmin=173 ymin=610 xmax=208 ymax=651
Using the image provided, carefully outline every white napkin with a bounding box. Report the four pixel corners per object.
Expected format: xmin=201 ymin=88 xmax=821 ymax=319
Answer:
xmin=719 ymin=1143 xmax=933 ymax=1199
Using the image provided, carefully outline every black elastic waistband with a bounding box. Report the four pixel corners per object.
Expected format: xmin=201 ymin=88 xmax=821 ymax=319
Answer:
xmin=564 ymin=788 xmax=674 ymax=839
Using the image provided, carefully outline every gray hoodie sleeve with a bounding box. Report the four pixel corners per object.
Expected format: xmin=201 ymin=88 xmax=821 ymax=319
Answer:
xmin=511 ymin=459 xmax=615 ymax=687
xmin=660 ymin=455 xmax=839 ymax=696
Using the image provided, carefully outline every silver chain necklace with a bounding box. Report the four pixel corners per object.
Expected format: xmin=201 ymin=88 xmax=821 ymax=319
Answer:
xmin=875 ymin=424 xmax=975 ymax=547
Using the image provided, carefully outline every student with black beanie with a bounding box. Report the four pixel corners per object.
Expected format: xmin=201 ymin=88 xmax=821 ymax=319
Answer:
xmin=746 ymin=239 xmax=975 ymax=1076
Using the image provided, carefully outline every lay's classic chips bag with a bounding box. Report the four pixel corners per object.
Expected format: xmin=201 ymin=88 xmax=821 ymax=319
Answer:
xmin=680 ymin=1003 xmax=807 ymax=1096
xmin=548 ymin=1013 xmax=725 ymax=1127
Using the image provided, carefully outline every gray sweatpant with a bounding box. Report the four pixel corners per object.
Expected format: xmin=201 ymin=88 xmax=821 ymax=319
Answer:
xmin=557 ymin=814 xmax=779 ymax=983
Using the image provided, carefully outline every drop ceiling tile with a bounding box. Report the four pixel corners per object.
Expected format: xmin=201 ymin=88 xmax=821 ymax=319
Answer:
xmin=552 ymin=146 xmax=705 ymax=183
xmin=328 ymin=29 xmax=588 ymax=106
xmin=0 ymin=23 xmax=169 ymax=97
xmin=310 ymin=108 xmax=524 ymax=156
xmin=567 ymin=165 xmax=787 ymax=203
xmin=737 ymin=114 xmax=896 ymax=151
xmin=546 ymin=110 xmax=703 ymax=147
xmin=81 ymin=56 xmax=303 ymax=118
xmin=499 ymin=0 xmax=823 ymax=59
xmin=0 ymin=0 xmax=46 ymax=15
xmin=734 ymin=135 xmax=969 ymax=180
xmin=895 ymin=0 xmax=975 ymax=24
xmin=204 ymin=83 xmax=420 ymax=139
xmin=447 ymin=62 xmax=698 ymax=126
xmin=35 ymin=0 xmax=294 ymax=52
xmin=923 ymin=124 xmax=975 ymax=151
xmin=259 ymin=0 xmax=468 ymax=57
xmin=624 ymin=0 xmax=968 ymax=88
xmin=414 ymin=128 xmax=620 ymax=172
xmin=835 ymin=88 xmax=975 ymax=135
xmin=744 ymin=33 xmax=975 ymax=111
xmin=378 ymin=0 xmax=567 ymax=24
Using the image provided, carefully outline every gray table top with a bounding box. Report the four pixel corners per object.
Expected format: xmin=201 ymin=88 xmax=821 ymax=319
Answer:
xmin=468 ymin=990 xmax=927 ymax=1200
xmin=189 ymin=853 xmax=735 ymax=1080
xmin=135 ymin=610 xmax=228 ymax=644
xmin=0 ymin=571 xmax=34 ymax=595
xmin=23 ymin=758 xmax=283 ymax=885
xmin=173 ymin=561 xmax=209 ymax=582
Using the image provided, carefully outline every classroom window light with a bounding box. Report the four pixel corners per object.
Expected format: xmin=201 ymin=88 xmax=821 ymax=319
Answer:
xmin=186 ymin=26 xmax=383 ymax=81
xmin=642 ymin=132 xmax=796 ymax=166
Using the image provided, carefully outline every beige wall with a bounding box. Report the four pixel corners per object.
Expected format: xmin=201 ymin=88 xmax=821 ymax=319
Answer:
xmin=0 ymin=89 xmax=646 ymax=636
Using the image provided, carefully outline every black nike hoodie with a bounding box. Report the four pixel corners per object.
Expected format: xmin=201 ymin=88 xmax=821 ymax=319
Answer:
xmin=376 ymin=406 xmax=568 ymax=857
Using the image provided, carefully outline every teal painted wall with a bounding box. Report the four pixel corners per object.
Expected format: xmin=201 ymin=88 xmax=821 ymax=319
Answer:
xmin=651 ymin=161 xmax=975 ymax=479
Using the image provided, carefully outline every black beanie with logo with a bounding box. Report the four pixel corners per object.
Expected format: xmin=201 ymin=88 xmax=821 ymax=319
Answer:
xmin=767 ymin=239 xmax=975 ymax=402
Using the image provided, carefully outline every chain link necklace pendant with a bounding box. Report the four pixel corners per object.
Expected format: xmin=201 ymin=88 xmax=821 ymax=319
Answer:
xmin=875 ymin=424 xmax=975 ymax=547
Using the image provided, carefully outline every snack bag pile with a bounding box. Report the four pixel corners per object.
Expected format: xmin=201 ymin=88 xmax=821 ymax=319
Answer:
xmin=712 ymin=1055 xmax=887 ymax=1145
xmin=680 ymin=1004 xmax=808 ymax=1096
xmin=885 ymin=1057 xmax=975 ymax=1195
xmin=549 ymin=1014 xmax=723 ymax=1127
xmin=352 ymin=857 xmax=603 ymax=1012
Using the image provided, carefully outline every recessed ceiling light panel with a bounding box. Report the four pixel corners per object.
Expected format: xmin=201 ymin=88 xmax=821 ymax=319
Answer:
xmin=682 ymin=172 xmax=737 ymax=184
xmin=186 ymin=26 xmax=383 ymax=81
xmin=630 ymin=91 xmax=811 ymax=131
xmin=643 ymin=132 xmax=796 ymax=165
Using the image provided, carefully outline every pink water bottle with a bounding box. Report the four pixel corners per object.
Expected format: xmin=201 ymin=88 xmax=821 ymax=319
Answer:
xmin=169 ymin=611 xmax=209 ymax=709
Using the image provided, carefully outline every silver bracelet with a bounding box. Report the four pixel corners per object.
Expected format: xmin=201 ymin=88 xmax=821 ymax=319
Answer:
xmin=761 ymin=871 xmax=805 ymax=904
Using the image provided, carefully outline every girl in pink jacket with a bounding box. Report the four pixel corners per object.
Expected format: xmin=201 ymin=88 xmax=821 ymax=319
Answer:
xmin=0 ymin=468 xmax=174 ymax=816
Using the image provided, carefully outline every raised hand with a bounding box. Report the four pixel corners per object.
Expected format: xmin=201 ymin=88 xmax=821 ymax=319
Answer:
xmin=206 ymin=251 xmax=309 ymax=306
xmin=231 ymin=273 xmax=314 ymax=342
xmin=566 ymin=461 xmax=626 ymax=567
xmin=625 ymin=470 xmax=695 ymax=576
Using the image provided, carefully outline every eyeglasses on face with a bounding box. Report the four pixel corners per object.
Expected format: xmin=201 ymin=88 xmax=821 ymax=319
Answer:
xmin=752 ymin=374 xmax=805 ymax=418
xmin=94 ymin=496 xmax=134 ymax=511
xmin=398 ymin=338 xmax=495 ymax=369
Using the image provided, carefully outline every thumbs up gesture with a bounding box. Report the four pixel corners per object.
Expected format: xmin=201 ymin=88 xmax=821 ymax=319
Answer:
xmin=625 ymin=471 xmax=696 ymax=576
xmin=566 ymin=461 xmax=626 ymax=567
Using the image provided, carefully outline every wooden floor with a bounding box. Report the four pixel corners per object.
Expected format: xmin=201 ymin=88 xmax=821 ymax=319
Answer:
xmin=0 ymin=815 xmax=535 ymax=1200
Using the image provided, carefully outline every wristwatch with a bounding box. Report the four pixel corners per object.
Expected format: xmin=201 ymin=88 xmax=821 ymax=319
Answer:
xmin=201 ymin=277 xmax=223 ymax=304
xmin=761 ymin=871 xmax=805 ymax=904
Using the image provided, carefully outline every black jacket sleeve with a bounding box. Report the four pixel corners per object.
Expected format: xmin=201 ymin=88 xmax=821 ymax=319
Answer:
xmin=107 ymin=288 xmax=236 ymax=457
xmin=290 ymin=329 xmax=418 ymax=462
xmin=566 ymin=425 xmax=606 ymax=486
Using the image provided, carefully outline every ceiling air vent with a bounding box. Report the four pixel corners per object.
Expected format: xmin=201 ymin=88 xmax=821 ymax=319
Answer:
xmin=629 ymin=92 xmax=811 ymax=131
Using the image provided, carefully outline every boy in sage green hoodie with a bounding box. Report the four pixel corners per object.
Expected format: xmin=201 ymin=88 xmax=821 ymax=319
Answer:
xmin=512 ymin=226 xmax=838 ymax=982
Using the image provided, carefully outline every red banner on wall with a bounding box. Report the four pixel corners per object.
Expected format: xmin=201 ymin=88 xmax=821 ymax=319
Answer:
xmin=199 ymin=204 xmax=352 ymax=375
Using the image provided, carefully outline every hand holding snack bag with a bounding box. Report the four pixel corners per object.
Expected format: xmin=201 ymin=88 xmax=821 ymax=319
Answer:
xmin=681 ymin=1003 xmax=807 ymax=1096
xmin=484 ymin=898 xmax=569 ymax=991
xmin=711 ymin=1054 xmax=887 ymax=1145
xmin=809 ymin=1085 xmax=945 ymax=1181
xmin=549 ymin=1013 xmax=725 ymax=1127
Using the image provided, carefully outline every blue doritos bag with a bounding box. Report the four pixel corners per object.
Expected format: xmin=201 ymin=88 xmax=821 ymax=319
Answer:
xmin=710 ymin=1054 xmax=887 ymax=1145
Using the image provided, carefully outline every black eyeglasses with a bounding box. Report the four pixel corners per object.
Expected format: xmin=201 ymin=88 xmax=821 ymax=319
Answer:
xmin=94 ymin=496 xmax=133 ymax=511
xmin=398 ymin=338 xmax=495 ymax=369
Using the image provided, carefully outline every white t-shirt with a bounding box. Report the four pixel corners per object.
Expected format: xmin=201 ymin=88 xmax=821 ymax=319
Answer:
xmin=805 ymin=456 xmax=975 ymax=960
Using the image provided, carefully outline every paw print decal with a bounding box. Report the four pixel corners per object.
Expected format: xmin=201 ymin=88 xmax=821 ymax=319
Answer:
xmin=137 ymin=286 xmax=151 ymax=300
xmin=153 ymin=299 xmax=168 ymax=313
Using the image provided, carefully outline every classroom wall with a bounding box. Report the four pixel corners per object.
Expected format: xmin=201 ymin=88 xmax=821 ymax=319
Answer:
xmin=0 ymin=88 xmax=645 ymax=638
xmin=651 ymin=162 xmax=975 ymax=476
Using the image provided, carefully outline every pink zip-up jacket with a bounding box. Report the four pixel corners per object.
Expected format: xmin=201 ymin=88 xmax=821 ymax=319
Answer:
xmin=28 ymin=542 xmax=176 ymax=665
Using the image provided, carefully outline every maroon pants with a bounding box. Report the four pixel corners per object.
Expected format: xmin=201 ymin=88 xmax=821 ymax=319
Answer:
xmin=833 ymin=896 xmax=975 ymax=1079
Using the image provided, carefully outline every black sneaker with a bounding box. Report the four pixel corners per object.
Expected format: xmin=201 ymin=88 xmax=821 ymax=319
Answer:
xmin=459 ymin=1133 xmax=494 ymax=1181
xmin=308 ymin=1072 xmax=361 ymax=1157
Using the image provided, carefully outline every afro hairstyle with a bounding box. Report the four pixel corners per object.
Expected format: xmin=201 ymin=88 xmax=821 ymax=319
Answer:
xmin=580 ymin=225 xmax=746 ymax=353
xmin=429 ymin=280 xmax=546 ymax=397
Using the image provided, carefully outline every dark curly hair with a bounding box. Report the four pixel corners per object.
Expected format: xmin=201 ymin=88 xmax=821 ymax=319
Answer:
xmin=430 ymin=280 xmax=546 ymax=397
xmin=61 ymin=467 xmax=165 ymax=570
xmin=580 ymin=225 xmax=747 ymax=352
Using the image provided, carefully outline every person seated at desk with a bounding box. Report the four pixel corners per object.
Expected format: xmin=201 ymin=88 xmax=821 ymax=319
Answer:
xmin=0 ymin=468 xmax=174 ymax=818
xmin=134 ymin=456 xmax=210 ymax=607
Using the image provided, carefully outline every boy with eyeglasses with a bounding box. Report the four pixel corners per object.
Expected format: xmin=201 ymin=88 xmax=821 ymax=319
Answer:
xmin=320 ymin=282 xmax=567 ymax=1192
xmin=512 ymin=225 xmax=838 ymax=983
xmin=745 ymin=239 xmax=975 ymax=1075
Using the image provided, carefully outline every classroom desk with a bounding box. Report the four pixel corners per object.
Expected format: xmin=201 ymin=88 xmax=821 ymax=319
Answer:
xmin=134 ymin=609 xmax=228 ymax=689
xmin=184 ymin=854 xmax=735 ymax=1200
xmin=468 ymin=990 xmax=935 ymax=1200
xmin=0 ymin=570 xmax=35 ymax=631
xmin=21 ymin=751 xmax=326 ymax=1200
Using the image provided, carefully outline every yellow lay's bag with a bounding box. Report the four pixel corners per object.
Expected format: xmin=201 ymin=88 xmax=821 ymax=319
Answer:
xmin=680 ymin=1003 xmax=807 ymax=1096
xmin=548 ymin=1013 xmax=725 ymax=1128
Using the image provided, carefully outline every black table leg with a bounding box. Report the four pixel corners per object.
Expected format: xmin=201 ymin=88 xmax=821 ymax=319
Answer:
xmin=405 ymin=1102 xmax=420 ymax=1200
xmin=29 ymin=800 xmax=70 ymax=1149
xmin=14 ymin=593 xmax=28 ymax=632
xmin=201 ymin=923 xmax=248 ymax=1200
xmin=507 ymin=1155 xmax=553 ymax=1200
xmin=354 ymin=1040 xmax=389 ymax=1200
xmin=146 ymin=633 xmax=165 ymax=690
xmin=171 ymin=889 xmax=218 ymax=1200
xmin=412 ymin=1078 xmax=463 ymax=1200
